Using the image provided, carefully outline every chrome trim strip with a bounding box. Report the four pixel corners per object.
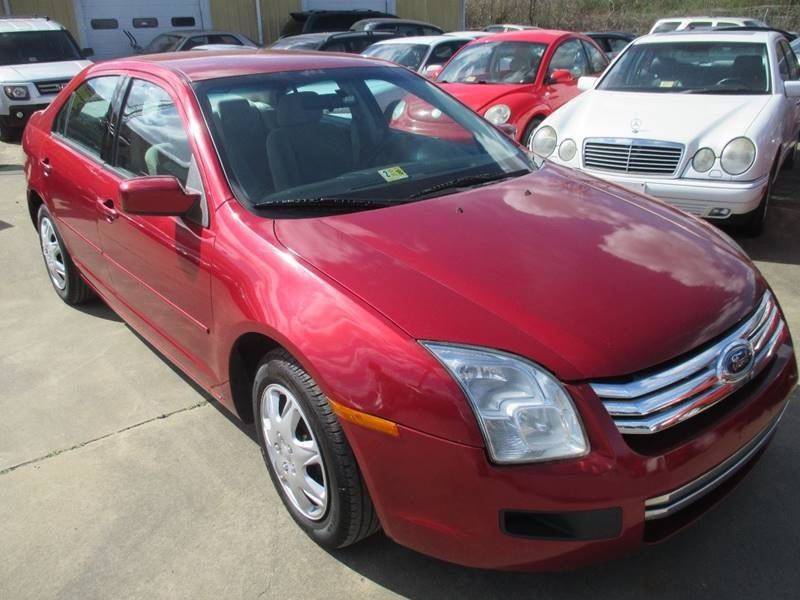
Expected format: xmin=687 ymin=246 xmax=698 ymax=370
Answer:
xmin=591 ymin=293 xmax=784 ymax=434
xmin=644 ymin=404 xmax=787 ymax=520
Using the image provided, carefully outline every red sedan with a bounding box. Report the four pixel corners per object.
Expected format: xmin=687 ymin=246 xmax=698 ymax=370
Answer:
xmin=23 ymin=50 xmax=796 ymax=570
xmin=435 ymin=30 xmax=609 ymax=147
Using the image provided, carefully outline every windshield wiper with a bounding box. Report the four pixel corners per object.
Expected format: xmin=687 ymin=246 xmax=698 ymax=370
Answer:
xmin=681 ymin=87 xmax=756 ymax=95
xmin=254 ymin=196 xmax=406 ymax=210
xmin=409 ymin=170 xmax=528 ymax=200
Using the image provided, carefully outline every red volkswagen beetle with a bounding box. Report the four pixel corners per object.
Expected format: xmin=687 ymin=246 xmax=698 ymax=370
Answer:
xmin=435 ymin=30 xmax=609 ymax=147
xmin=23 ymin=50 xmax=796 ymax=571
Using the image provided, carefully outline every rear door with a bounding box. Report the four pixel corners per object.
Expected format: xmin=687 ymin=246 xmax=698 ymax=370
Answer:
xmin=96 ymin=75 xmax=216 ymax=384
xmin=43 ymin=75 xmax=123 ymax=291
xmin=777 ymin=40 xmax=800 ymax=162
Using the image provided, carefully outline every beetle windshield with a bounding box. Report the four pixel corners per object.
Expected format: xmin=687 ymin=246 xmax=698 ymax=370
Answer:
xmin=362 ymin=43 xmax=429 ymax=70
xmin=194 ymin=65 xmax=533 ymax=214
xmin=438 ymin=41 xmax=547 ymax=84
xmin=598 ymin=42 xmax=771 ymax=94
xmin=0 ymin=31 xmax=81 ymax=65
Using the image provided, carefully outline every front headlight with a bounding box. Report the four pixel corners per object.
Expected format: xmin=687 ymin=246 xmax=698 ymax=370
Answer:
xmin=692 ymin=147 xmax=715 ymax=172
xmin=530 ymin=125 xmax=557 ymax=156
xmin=3 ymin=85 xmax=29 ymax=100
xmin=558 ymin=138 xmax=577 ymax=161
xmin=423 ymin=343 xmax=588 ymax=464
xmin=720 ymin=137 xmax=755 ymax=175
xmin=484 ymin=104 xmax=511 ymax=125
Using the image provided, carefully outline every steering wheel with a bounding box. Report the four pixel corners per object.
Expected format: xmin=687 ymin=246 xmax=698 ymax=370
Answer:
xmin=716 ymin=77 xmax=748 ymax=88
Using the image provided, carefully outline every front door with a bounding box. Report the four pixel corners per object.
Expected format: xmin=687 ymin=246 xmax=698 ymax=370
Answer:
xmin=543 ymin=38 xmax=590 ymax=109
xmin=96 ymin=76 xmax=216 ymax=384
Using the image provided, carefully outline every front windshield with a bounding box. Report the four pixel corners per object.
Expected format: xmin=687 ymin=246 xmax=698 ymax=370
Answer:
xmin=438 ymin=41 xmax=547 ymax=84
xmin=598 ymin=42 xmax=770 ymax=94
xmin=362 ymin=43 xmax=428 ymax=70
xmin=0 ymin=31 xmax=81 ymax=65
xmin=195 ymin=65 xmax=532 ymax=213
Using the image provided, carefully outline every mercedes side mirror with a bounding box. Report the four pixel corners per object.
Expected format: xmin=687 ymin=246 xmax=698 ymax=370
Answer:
xmin=423 ymin=64 xmax=444 ymax=80
xmin=785 ymin=81 xmax=800 ymax=98
xmin=578 ymin=76 xmax=599 ymax=91
xmin=119 ymin=177 xmax=199 ymax=217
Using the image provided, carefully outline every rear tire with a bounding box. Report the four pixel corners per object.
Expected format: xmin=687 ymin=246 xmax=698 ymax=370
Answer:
xmin=782 ymin=144 xmax=795 ymax=170
xmin=37 ymin=205 xmax=94 ymax=305
xmin=253 ymin=349 xmax=380 ymax=549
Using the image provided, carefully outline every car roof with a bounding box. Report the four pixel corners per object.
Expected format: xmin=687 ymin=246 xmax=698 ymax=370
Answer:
xmin=653 ymin=16 xmax=754 ymax=23
xmin=158 ymin=30 xmax=242 ymax=38
xmin=637 ymin=30 xmax=779 ymax=43
xmin=0 ymin=17 xmax=64 ymax=33
xmin=468 ymin=29 xmax=575 ymax=44
xmin=369 ymin=35 xmax=469 ymax=46
xmin=354 ymin=18 xmax=429 ymax=25
xmin=92 ymin=49 xmax=391 ymax=82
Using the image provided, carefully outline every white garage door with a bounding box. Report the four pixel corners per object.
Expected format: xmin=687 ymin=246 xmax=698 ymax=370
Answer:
xmin=79 ymin=0 xmax=206 ymax=59
xmin=303 ymin=1 xmax=393 ymax=12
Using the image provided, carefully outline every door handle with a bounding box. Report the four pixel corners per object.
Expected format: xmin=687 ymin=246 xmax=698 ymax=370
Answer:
xmin=96 ymin=198 xmax=118 ymax=223
xmin=40 ymin=157 xmax=52 ymax=176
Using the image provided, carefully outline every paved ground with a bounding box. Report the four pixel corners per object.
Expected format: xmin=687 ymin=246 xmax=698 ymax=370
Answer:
xmin=1 ymin=138 xmax=798 ymax=600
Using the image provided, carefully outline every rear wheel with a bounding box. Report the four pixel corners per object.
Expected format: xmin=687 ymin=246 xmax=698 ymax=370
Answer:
xmin=253 ymin=349 xmax=379 ymax=548
xmin=37 ymin=205 xmax=93 ymax=304
xmin=782 ymin=143 xmax=796 ymax=170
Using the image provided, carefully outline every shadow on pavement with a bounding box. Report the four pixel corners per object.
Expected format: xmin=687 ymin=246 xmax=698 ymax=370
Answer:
xmin=74 ymin=297 xmax=124 ymax=322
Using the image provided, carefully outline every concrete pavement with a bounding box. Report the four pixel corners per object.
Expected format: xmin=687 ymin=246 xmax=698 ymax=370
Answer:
xmin=1 ymin=139 xmax=798 ymax=599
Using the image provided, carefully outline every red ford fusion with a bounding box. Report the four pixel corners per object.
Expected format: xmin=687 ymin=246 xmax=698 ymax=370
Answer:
xmin=435 ymin=30 xmax=609 ymax=147
xmin=23 ymin=49 xmax=796 ymax=571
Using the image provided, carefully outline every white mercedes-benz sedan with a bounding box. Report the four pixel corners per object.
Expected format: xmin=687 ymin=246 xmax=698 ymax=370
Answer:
xmin=531 ymin=30 xmax=800 ymax=235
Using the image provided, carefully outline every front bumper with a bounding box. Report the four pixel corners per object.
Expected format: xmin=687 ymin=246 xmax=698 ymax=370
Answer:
xmin=579 ymin=170 xmax=768 ymax=219
xmin=0 ymin=103 xmax=48 ymax=129
xmin=343 ymin=337 xmax=796 ymax=571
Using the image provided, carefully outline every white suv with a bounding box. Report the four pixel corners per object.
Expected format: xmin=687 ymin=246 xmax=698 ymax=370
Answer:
xmin=650 ymin=17 xmax=767 ymax=34
xmin=0 ymin=17 xmax=91 ymax=141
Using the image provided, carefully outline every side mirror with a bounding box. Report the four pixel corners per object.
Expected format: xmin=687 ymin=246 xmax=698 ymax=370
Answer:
xmin=80 ymin=47 xmax=95 ymax=58
xmin=577 ymin=76 xmax=599 ymax=91
xmin=494 ymin=123 xmax=518 ymax=139
xmin=119 ymin=176 xmax=199 ymax=217
xmin=548 ymin=69 xmax=574 ymax=84
xmin=423 ymin=64 xmax=444 ymax=80
xmin=785 ymin=81 xmax=800 ymax=98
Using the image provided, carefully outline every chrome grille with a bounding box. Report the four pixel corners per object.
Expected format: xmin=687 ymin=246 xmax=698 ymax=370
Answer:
xmin=34 ymin=79 xmax=70 ymax=95
xmin=583 ymin=138 xmax=683 ymax=176
xmin=591 ymin=292 xmax=785 ymax=435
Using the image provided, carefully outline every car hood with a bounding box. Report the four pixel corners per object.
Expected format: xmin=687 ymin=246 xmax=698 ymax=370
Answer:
xmin=0 ymin=60 xmax=90 ymax=82
xmin=438 ymin=82 xmax=526 ymax=113
xmin=550 ymin=90 xmax=771 ymax=148
xmin=275 ymin=164 xmax=761 ymax=381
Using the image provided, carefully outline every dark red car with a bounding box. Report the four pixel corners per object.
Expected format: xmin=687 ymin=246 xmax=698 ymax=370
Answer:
xmin=23 ymin=50 xmax=796 ymax=571
xmin=435 ymin=30 xmax=609 ymax=147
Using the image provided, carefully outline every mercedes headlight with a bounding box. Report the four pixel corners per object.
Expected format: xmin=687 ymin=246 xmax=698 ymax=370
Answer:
xmin=530 ymin=125 xmax=557 ymax=157
xmin=558 ymin=138 xmax=577 ymax=161
xmin=3 ymin=85 xmax=29 ymax=100
xmin=424 ymin=343 xmax=588 ymax=464
xmin=692 ymin=147 xmax=715 ymax=172
xmin=720 ymin=137 xmax=755 ymax=175
xmin=484 ymin=104 xmax=511 ymax=125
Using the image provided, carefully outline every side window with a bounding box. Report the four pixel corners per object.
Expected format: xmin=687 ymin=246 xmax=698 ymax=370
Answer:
xmin=183 ymin=36 xmax=208 ymax=50
xmin=430 ymin=41 xmax=463 ymax=65
xmin=347 ymin=36 xmax=375 ymax=54
xmin=115 ymin=79 xmax=191 ymax=187
xmin=779 ymin=41 xmax=799 ymax=80
xmin=208 ymin=34 xmax=242 ymax=45
xmin=608 ymin=37 xmax=629 ymax=54
xmin=321 ymin=39 xmax=347 ymax=53
xmin=60 ymin=76 xmax=120 ymax=157
xmin=686 ymin=21 xmax=712 ymax=29
xmin=548 ymin=39 xmax=589 ymax=78
xmin=777 ymin=43 xmax=791 ymax=80
xmin=422 ymin=26 xmax=443 ymax=36
xmin=582 ymin=40 xmax=609 ymax=73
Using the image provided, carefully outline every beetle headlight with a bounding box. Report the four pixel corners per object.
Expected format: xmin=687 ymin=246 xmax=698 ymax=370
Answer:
xmin=558 ymin=138 xmax=577 ymax=161
xmin=484 ymin=104 xmax=511 ymax=125
xmin=720 ymin=137 xmax=755 ymax=175
xmin=423 ymin=343 xmax=588 ymax=464
xmin=3 ymin=85 xmax=29 ymax=100
xmin=530 ymin=125 xmax=557 ymax=156
xmin=692 ymin=147 xmax=715 ymax=172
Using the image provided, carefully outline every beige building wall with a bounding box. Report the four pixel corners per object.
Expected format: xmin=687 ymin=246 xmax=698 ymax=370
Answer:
xmin=396 ymin=0 xmax=463 ymax=32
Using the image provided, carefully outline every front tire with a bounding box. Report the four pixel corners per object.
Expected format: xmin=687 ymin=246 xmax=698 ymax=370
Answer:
xmin=737 ymin=161 xmax=776 ymax=238
xmin=0 ymin=123 xmax=18 ymax=143
xmin=522 ymin=116 xmax=544 ymax=150
xmin=253 ymin=349 xmax=379 ymax=548
xmin=37 ymin=205 xmax=93 ymax=305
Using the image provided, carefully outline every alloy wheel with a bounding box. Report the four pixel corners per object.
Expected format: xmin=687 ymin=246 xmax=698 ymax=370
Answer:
xmin=40 ymin=217 xmax=66 ymax=290
xmin=260 ymin=383 xmax=328 ymax=521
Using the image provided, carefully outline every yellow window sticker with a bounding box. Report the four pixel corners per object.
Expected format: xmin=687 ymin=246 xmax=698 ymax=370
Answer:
xmin=378 ymin=166 xmax=409 ymax=182
xmin=659 ymin=80 xmax=676 ymax=88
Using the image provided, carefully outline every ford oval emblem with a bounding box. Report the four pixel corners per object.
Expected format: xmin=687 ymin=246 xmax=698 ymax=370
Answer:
xmin=631 ymin=118 xmax=642 ymax=133
xmin=717 ymin=340 xmax=755 ymax=383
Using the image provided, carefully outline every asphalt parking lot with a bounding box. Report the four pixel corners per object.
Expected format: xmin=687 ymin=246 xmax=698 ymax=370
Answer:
xmin=1 ymin=138 xmax=798 ymax=600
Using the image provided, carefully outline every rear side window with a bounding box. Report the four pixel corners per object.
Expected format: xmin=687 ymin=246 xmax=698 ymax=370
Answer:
xmin=115 ymin=79 xmax=192 ymax=186
xmin=59 ymin=76 xmax=120 ymax=157
xmin=652 ymin=21 xmax=679 ymax=33
xmin=778 ymin=40 xmax=799 ymax=80
xmin=207 ymin=34 xmax=242 ymax=45
xmin=608 ymin=37 xmax=630 ymax=53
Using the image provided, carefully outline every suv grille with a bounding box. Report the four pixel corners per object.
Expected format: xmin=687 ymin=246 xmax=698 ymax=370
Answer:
xmin=591 ymin=292 xmax=784 ymax=435
xmin=583 ymin=138 xmax=683 ymax=176
xmin=34 ymin=80 xmax=70 ymax=95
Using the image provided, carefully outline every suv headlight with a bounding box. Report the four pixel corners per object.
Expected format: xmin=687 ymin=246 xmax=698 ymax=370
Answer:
xmin=3 ymin=85 xmax=29 ymax=100
xmin=530 ymin=125 xmax=557 ymax=156
xmin=423 ymin=343 xmax=588 ymax=464
xmin=720 ymin=137 xmax=755 ymax=175
xmin=484 ymin=104 xmax=511 ymax=125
